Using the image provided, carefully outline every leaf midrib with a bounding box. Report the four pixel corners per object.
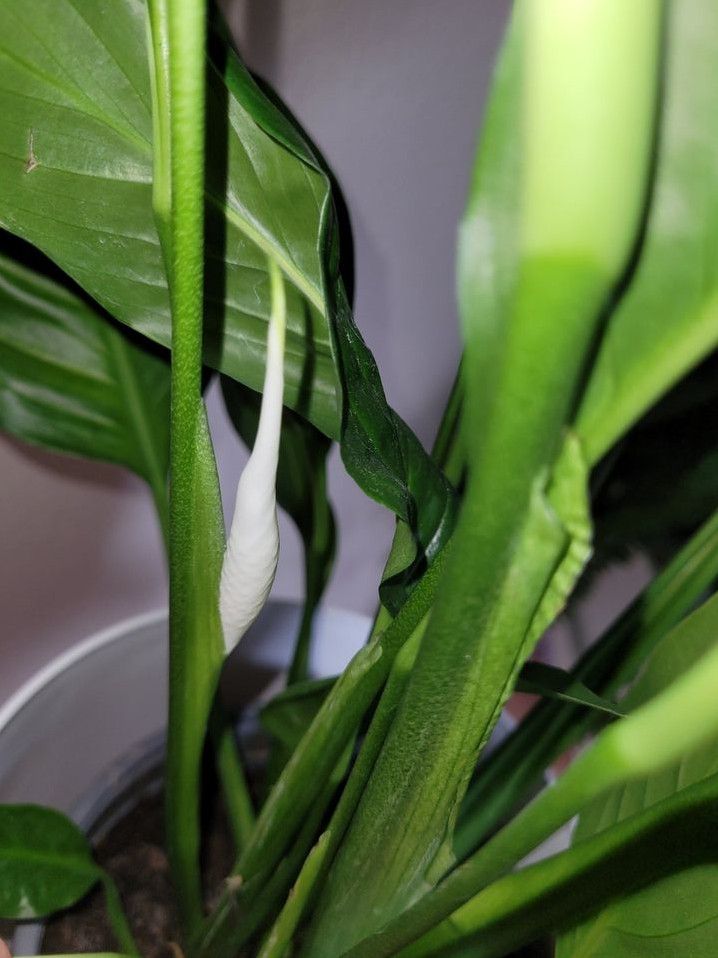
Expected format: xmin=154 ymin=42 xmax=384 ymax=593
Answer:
xmin=0 ymin=844 xmax=99 ymax=876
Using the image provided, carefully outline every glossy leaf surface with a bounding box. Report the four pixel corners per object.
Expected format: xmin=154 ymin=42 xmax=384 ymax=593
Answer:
xmin=0 ymin=0 xmax=340 ymax=437
xmin=557 ymin=592 xmax=718 ymax=957
xmin=0 ymin=240 xmax=170 ymax=520
xmin=329 ymin=285 xmax=458 ymax=615
xmin=0 ymin=804 xmax=99 ymax=919
xmin=0 ymin=0 xmax=455 ymax=602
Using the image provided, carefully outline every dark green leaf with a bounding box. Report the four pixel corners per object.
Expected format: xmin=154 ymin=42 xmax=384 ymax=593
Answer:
xmin=590 ymin=351 xmax=718 ymax=572
xmin=516 ymin=662 xmax=624 ymax=718
xmin=219 ymin=34 xmax=457 ymax=613
xmin=0 ymin=0 xmax=455 ymax=602
xmin=0 ymin=238 xmax=170 ymax=528
xmin=0 ymin=0 xmax=340 ymax=437
xmin=0 ymin=804 xmax=99 ymax=919
xmin=260 ymin=676 xmax=335 ymax=753
xmin=557 ymin=591 xmax=718 ymax=957
xmin=328 ymin=283 xmax=457 ymax=615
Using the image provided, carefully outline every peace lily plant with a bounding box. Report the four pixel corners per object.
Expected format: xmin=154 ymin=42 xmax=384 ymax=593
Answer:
xmin=1 ymin=0 xmax=718 ymax=955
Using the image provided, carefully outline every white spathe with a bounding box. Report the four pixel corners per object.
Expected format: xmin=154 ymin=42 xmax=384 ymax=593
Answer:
xmin=220 ymin=260 xmax=286 ymax=654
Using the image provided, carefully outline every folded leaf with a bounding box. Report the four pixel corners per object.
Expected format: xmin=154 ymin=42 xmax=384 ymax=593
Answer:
xmin=328 ymin=284 xmax=458 ymax=614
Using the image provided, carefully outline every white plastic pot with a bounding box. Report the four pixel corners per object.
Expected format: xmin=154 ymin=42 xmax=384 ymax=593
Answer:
xmin=0 ymin=600 xmax=371 ymax=953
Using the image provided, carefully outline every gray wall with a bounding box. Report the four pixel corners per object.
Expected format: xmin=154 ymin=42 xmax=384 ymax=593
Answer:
xmin=0 ymin=2 xmax=514 ymax=699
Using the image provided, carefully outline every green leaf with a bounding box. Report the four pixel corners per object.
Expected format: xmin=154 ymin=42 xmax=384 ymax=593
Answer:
xmin=516 ymin=662 xmax=624 ymax=718
xmin=575 ymin=0 xmax=718 ymax=467
xmin=222 ymin=376 xmax=336 ymax=681
xmin=0 ymin=0 xmax=455 ymax=599
xmin=0 ymin=236 xmax=170 ymax=533
xmin=329 ymin=284 xmax=458 ymax=615
xmin=260 ymin=676 xmax=335 ymax=753
xmin=590 ymin=352 xmax=718 ymax=571
xmin=0 ymin=804 xmax=99 ymax=919
xmin=557 ymin=592 xmax=718 ymax=958
xmin=0 ymin=0 xmax=340 ymax=437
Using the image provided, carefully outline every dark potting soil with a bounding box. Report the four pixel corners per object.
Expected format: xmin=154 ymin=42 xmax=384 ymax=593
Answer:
xmin=41 ymin=788 xmax=234 ymax=958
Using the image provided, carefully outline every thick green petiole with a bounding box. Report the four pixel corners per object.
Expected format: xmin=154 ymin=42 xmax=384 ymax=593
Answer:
xmin=344 ymin=607 xmax=718 ymax=957
xmin=147 ymin=0 xmax=228 ymax=937
xmin=305 ymin=3 xmax=662 ymax=950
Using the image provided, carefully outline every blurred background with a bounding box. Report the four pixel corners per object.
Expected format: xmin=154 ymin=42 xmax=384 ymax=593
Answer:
xmin=0 ymin=0 xmax=648 ymax=702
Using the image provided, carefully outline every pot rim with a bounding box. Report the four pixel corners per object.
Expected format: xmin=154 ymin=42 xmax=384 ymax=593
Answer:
xmin=0 ymin=609 xmax=167 ymax=737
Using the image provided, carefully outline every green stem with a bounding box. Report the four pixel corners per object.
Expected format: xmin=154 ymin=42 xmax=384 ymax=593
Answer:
xmin=197 ymin=550 xmax=446 ymax=952
xmin=298 ymin=623 xmax=426 ymax=955
xmin=210 ymin=709 xmax=256 ymax=853
xmin=257 ymin=832 xmax=332 ymax=958
xmin=147 ymin=0 xmax=256 ymax=901
xmin=194 ymin=749 xmax=352 ymax=958
xmin=288 ymin=483 xmax=335 ymax=684
xmin=150 ymin=0 xmax=214 ymax=936
xmin=102 ymin=875 xmax=140 ymax=956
